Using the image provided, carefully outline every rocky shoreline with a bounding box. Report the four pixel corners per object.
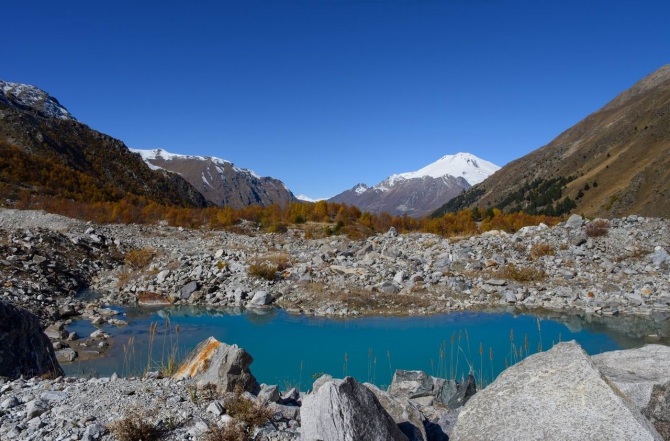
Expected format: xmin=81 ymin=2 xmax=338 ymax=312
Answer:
xmin=1 ymin=208 xmax=670 ymax=365
xmin=1 ymin=336 xmax=669 ymax=440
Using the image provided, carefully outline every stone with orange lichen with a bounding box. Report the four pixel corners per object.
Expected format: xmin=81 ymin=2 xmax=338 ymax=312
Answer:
xmin=173 ymin=336 xmax=260 ymax=394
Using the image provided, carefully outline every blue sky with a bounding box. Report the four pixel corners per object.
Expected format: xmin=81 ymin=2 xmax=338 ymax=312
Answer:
xmin=3 ymin=0 xmax=669 ymax=199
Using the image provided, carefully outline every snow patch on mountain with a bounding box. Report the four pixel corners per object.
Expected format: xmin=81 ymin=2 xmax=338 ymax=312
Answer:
xmin=0 ymin=79 xmax=76 ymax=120
xmin=388 ymin=152 xmax=499 ymax=186
xmin=130 ymin=148 xmax=261 ymax=179
xmin=296 ymin=194 xmax=329 ymax=202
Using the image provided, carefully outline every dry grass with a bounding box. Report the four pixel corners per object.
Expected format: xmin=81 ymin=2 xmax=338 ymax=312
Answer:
xmin=225 ymin=386 xmax=273 ymax=428
xmin=109 ymin=411 xmax=164 ymax=441
xmin=204 ymin=386 xmax=273 ymax=441
xmin=529 ymin=243 xmax=555 ymax=260
xmin=248 ymin=263 xmax=278 ymax=280
xmin=585 ymin=219 xmax=610 ymax=237
xmin=249 ymin=253 xmax=293 ymax=271
xmin=125 ymin=247 xmax=156 ymax=270
xmin=204 ymin=423 xmax=248 ymax=441
xmin=499 ymin=264 xmax=546 ymax=282
xmin=248 ymin=253 xmax=293 ymax=280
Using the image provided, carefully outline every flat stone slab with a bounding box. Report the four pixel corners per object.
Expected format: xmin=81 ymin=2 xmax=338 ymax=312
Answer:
xmin=451 ymin=341 xmax=663 ymax=441
xmin=592 ymin=344 xmax=670 ymax=409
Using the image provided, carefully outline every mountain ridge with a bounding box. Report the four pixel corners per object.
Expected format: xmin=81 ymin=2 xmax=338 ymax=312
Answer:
xmin=0 ymin=79 xmax=208 ymax=208
xmin=432 ymin=64 xmax=670 ymax=218
xmin=132 ymin=148 xmax=297 ymax=209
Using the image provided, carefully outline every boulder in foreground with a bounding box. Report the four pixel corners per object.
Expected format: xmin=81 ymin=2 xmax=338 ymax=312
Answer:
xmin=451 ymin=341 xmax=663 ymax=441
xmin=172 ymin=336 xmax=259 ymax=394
xmin=301 ymin=376 xmax=408 ymax=441
xmin=0 ymin=300 xmax=64 ymax=379
xmin=592 ymin=344 xmax=670 ymax=409
xmin=593 ymin=344 xmax=670 ymax=440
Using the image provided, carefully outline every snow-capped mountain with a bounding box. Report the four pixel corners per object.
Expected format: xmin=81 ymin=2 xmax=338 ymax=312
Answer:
xmin=296 ymin=194 xmax=329 ymax=203
xmin=0 ymin=80 xmax=76 ymax=121
xmin=329 ymin=153 xmax=500 ymax=217
xmin=388 ymin=152 xmax=500 ymax=186
xmin=131 ymin=148 xmax=296 ymax=209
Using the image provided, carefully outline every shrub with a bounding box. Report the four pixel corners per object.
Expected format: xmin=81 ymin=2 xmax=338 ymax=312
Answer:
xmin=499 ymin=264 xmax=546 ymax=282
xmin=225 ymin=386 xmax=273 ymax=429
xmin=204 ymin=423 xmax=248 ymax=441
xmin=266 ymin=222 xmax=287 ymax=234
xmin=204 ymin=386 xmax=273 ymax=441
xmin=109 ymin=412 xmax=164 ymax=441
xmin=529 ymin=243 xmax=555 ymax=259
xmin=585 ymin=219 xmax=609 ymax=237
xmin=248 ymin=263 xmax=278 ymax=280
xmin=125 ymin=248 xmax=155 ymax=270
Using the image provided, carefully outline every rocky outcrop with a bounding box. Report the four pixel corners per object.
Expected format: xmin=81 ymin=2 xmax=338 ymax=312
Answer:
xmin=301 ymin=376 xmax=408 ymax=441
xmin=0 ymin=301 xmax=63 ymax=379
xmin=451 ymin=341 xmax=663 ymax=441
xmin=173 ymin=336 xmax=260 ymax=394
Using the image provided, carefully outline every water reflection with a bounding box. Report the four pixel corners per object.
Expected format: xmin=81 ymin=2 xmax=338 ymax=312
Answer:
xmin=62 ymin=304 xmax=669 ymax=390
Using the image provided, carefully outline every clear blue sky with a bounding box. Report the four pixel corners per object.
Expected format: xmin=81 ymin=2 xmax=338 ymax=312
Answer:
xmin=2 ymin=0 xmax=669 ymax=199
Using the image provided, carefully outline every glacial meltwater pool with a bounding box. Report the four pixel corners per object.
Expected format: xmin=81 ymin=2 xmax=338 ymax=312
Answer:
xmin=61 ymin=305 xmax=670 ymax=390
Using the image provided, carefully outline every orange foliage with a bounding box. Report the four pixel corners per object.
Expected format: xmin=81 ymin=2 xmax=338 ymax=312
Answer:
xmin=0 ymin=139 xmax=562 ymax=237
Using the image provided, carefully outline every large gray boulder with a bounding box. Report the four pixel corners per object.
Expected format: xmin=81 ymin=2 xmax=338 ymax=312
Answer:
xmin=301 ymin=376 xmax=408 ymax=441
xmin=365 ymin=383 xmax=427 ymax=441
xmin=0 ymin=301 xmax=64 ymax=379
xmin=592 ymin=344 xmax=670 ymax=409
xmin=172 ymin=336 xmax=259 ymax=394
xmin=450 ymin=341 xmax=663 ymax=441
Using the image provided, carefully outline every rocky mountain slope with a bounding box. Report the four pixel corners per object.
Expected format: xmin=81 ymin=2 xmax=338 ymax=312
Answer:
xmin=0 ymin=80 xmax=207 ymax=208
xmin=132 ymin=148 xmax=296 ymax=209
xmin=329 ymin=153 xmax=499 ymax=217
xmin=433 ymin=64 xmax=670 ymax=218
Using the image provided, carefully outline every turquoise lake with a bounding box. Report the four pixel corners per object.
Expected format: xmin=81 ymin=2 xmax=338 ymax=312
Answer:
xmin=62 ymin=305 xmax=670 ymax=391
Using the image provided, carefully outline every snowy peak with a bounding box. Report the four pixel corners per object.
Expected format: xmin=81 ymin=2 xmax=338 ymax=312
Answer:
xmin=328 ymin=152 xmax=498 ymax=217
xmin=0 ymin=80 xmax=76 ymax=121
xmin=391 ymin=152 xmax=499 ymax=185
xmin=129 ymin=148 xmax=295 ymax=209
xmin=130 ymin=148 xmax=260 ymax=179
xmin=296 ymin=194 xmax=329 ymax=202
xmin=353 ymin=183 xmax=370 ymax=195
